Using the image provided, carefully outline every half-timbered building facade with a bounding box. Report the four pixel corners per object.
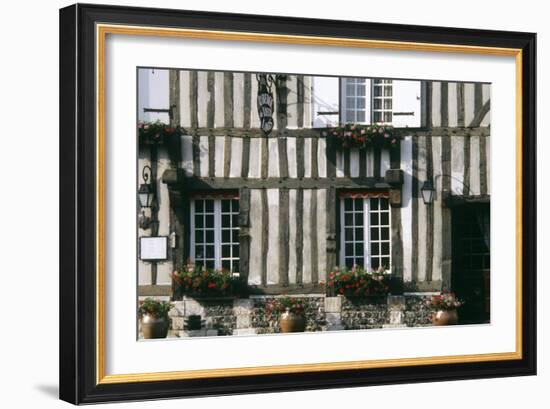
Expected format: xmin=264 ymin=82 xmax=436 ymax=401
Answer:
xmin=138 ymin=68 xmax=490 ymax=323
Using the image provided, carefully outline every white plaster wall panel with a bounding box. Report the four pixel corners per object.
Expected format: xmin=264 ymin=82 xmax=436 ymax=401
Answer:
xmin=266 ymin=189 xmax=280 ymax=284
xmin=400 ymin=136 xmax=413 ymax=281
xmin=448 ymin=82 xmax=458 ymax=127
xmin=286 ymin=75 xmax=298 ymax=129
xmin=214 ymin=136 xmax=225 ymax=177
xmin=248 ymin=189 xmax=263 ymax=285
xmin=317 ymin=138 xmax=327 ymax=178
xmin=214 ymin=72 xmax=225 ymax=128
xmin=349 ymin=149 xmax=360 ymax=177
xmin=196 ymin=71 xmax=208 ymax=128
xmin=317 ymin=189 xmax=327 ymax=282
xmin=248 ymin=138 xmax=261 ymax=178
xmin=450 ymin=136 xmax=466 ymax=195
xmin=267 ymin=138 xmax=280 ymax=177
xmin=431 ymin=81 xmax=441 ymax=127
xmin=199 ymin=135 xmax=209 ymax=177
xmin=302 ymin=189 xmax=313 ymax=283
xmin=470 ymin=135 xmax=481 ymax=195
xmin=380 ymin=148 xmax=391 ymax=178
xmin=233 ymin=73 xmax=244 ymax=128
xmin=303 ymin=138 xmax=312 ymax=177
xmin=180 ymin=134 xmax=194 ymax=176
xmin=229 ymin=137 xmax=243 ymax=178
xmin=179 ymin=70 xmax=191 ymax=127
xmin=464 ymin=83 xmax=475 ymax=126
xmin=288 ymin=189 xmax=298 ymax=284
xmin=287 ymin=137 xmax=298 ymax=178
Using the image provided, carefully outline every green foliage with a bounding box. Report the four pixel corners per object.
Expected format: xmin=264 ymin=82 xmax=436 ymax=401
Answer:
xmin=321 ymin=265 xmax=390 ymax=297
xmin=425 ymin=291 xmax=464 ymax=311
xmin=172 ymin=262 xmax=246 ymax=298
xmin=266 ymin=296 xmax=306 ymax=316
xmin=138 ymin=298 xmax=172 ymax=318
xmin=138 ymin=120 xmax=184 ymax=145
xmin=323 ymin=123 xmax=400 ymax=150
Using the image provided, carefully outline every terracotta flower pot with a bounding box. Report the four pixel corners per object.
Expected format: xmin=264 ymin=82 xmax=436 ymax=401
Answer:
xmin=432 ymin=309 xmax=459 ymax=326
xmin=279 ymin=309 xmax=306 ymax=333
xmin=141 ymin=314 xmax=169 ymax=339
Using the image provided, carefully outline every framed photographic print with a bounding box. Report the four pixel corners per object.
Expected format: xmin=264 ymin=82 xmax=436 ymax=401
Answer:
xmin=59 ymin=3 xmax=536 ymax=404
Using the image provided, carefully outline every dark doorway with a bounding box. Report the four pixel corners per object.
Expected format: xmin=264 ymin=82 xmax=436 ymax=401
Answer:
xmin=451 ymin=203 xmax=490 ymax=324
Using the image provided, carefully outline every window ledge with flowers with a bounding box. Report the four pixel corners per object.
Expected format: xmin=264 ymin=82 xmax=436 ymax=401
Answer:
xmin=322 ymin=123 xmax=401 ymax=150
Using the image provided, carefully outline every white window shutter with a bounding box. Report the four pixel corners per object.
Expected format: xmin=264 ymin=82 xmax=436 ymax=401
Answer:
xmin=391 ymin=80 xmax=421 ymax=127
xmin=138 ymin=68 xmax=170 ymax=123
xmin=311 ymin=76 xmax=340 ymax=128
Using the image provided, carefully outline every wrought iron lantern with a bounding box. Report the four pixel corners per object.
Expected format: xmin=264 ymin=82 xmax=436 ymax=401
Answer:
xmin=256 ymin=73 xmax=275 ymax=136
xmin=138 ymin=165 xmax=155 ymax=229
xmin=421 ymin=179 xmax=435 ymax=205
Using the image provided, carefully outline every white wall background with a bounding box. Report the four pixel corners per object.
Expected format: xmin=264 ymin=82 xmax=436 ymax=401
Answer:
xmin=0 ymin=0 xmax=546 ymax=407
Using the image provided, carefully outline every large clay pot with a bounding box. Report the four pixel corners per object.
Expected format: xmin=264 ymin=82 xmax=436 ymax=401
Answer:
xmin=141 ymin=314 xmax=169 ymax=339
xmin=279 ymin=309 xmax=306 ymax=333
xmin=432 ymin=309 xmax=459 ymax=326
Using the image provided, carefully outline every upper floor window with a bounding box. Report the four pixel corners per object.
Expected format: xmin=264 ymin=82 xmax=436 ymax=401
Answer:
xmin=341 ymin=78 xmax=393 ymax=125
xmin=372 ymin=79 xmax=393 ymax=123
xmin=190 ymin=195 xmax=240 ymax=272
xmin=342 ymin=78 xmax=368 ymax=123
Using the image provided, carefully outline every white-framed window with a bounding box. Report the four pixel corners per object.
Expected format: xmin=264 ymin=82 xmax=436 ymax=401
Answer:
xmin=190 ymin=195 xmax=240 ymax=272
xmin=339 ymin=194 xmax=391 ymax=270
xmin=340 ymin=78 xmax=394 ymax=125
xmin=372 ymin=79 xmax=393 ymax=124
xmin=341 ymin=77 xmax=368 ymax=123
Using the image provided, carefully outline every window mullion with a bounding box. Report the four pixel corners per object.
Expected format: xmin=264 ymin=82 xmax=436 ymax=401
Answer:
xmin=190 ymin=200 xmax=195 ymax=264
xmin=364 ymin=198 xmax=370 ymax=271
xmin=214 ymin=200 xmax=221 ymax=269
xmin=339 ymin=199 xmax=345 ymax=266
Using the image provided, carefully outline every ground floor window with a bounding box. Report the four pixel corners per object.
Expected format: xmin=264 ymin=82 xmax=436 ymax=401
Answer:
xmin=190 ymin=194 xmax=240 ymax=272
xmin=339 ymin=193 xmax=391 ymax=270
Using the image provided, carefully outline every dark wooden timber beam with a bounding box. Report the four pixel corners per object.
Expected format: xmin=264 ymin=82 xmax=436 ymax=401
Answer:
xmin=173 ymin=126 xmax=491 ymax=138
xmin=162 ymin=172 xmax=395 ymax=190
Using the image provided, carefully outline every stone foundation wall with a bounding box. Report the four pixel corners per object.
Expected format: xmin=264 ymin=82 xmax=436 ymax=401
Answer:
xmin=158 ymin=294 xmax=434 ymax=338
xmin=340 ymin=297 xmax=388 ymax=330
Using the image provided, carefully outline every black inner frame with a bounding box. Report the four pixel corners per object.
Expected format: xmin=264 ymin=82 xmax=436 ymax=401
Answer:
xmin=59 ymin=3 xmax=536 ymax=404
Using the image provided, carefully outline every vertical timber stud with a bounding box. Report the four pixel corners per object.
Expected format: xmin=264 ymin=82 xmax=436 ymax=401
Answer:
xmin=480 ymin=136 xmax=488 ymax=195
xmin=169 ymin=70 xmax=183 ymax=287
xmin=190 ymin=71 xmax=200 ymax=176
xmin=295 ymin=188 xmax=304 ymax=285
xmin=297 ymin=75 xmax=304 ymax=128
xmin=207 ymin=72 xmax=217 ymax=178
xmin=279 ymin=189 xmax=290 ymax=286
xmin=296 ymin=134 xmax=305 ymax=285
xmin=457 ymin=83 xmax=465 ymax=127
xmin=425 ymin=134 xmax=434 ymax=282
xmin=310 ymin=189 xmax=319 ymax=284
xmin=390 ymin=145 xmax=404 ymax=293
xmin=239 ymin=188 xmax=251 ymax=283
xmin=261 ymin=189 xmax=269 ymax=286
xmin=440 ymin=82 xmax=449 ymax=128
xmin=243 ymin=73 xmax=251 ymax=129
xmin=224 ymin=73 xmax=234 ymax=178
xmin=411 ymin=134 xmax=419 ymax=283
xmin=441 ymin=133 xmax=452 ymax=290
xmin=326 ymin=187 xmax=337 ymax=274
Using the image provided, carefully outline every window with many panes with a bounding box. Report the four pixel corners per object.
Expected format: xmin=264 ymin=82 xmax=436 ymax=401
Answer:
xmin=341 ymin=78 xmax=393 ymax=125
xmin=342 ymin=78 xmax=367 ymax=123
xmin=339 ymin=195 xmax=391 ymax=270
xmin=190 ymin=196 xmax=240 ymax=272
xmin=372 ymin=79 xmax=393 ymax=124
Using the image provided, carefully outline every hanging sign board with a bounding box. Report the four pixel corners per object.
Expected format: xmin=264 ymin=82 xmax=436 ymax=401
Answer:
xmin=139 ymin=236 xmax=168 ymax=261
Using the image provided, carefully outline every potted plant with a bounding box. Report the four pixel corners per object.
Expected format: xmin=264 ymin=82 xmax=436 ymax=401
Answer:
xmin=138 ymin=298 xmax=172 ymax=339
xmin=267 ymin=296 xmax=307 ymax=333
xmin=426 ymin=291 xmax=464 ymax=326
